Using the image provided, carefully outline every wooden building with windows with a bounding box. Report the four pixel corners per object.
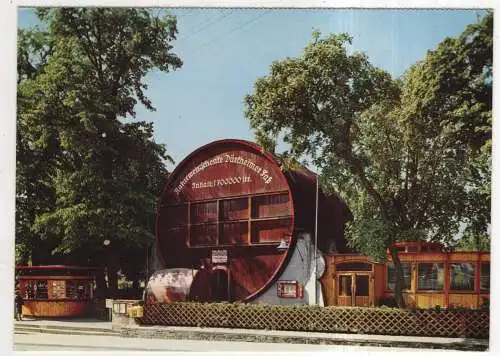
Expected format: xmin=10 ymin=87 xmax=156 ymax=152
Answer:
xmin=321 ymin=242 xmax=490 ymax=309
xmin=16 ymin=265 xmax=100 ymax=317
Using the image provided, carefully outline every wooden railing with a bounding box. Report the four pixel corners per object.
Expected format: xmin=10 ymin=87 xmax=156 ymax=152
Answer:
xmin=139 ymin=302 xmax=489 ymax=339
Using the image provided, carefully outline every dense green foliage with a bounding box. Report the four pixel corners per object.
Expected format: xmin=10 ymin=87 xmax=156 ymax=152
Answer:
xmin=16 ymin=8 xmax=182 ymax=296
xmin=245 ymin=14 xmax=492 ymax=306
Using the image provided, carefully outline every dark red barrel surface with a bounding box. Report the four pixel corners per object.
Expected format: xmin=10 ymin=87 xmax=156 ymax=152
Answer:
xmin=156 ymin=139 xmax=296 ymax=301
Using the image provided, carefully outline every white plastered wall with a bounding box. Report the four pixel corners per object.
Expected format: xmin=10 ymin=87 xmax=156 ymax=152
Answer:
xmin=252 ymin=232 xmax=325 ymax=306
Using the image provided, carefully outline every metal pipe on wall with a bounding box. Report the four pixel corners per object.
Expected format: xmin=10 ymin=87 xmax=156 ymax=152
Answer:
xmin=314 ymin=172 xmax=319 ymax=305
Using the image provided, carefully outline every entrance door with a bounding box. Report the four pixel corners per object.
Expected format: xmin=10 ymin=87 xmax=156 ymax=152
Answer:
xmin=337 ymin=274 xmax=353 ymax=306
xmin=210 ymin=269 xmax=229 ymax=302
xmin=336 ymin=273 xmax=371 ymax=307
xmin=354 ymin=274 xmax=370 ymax=306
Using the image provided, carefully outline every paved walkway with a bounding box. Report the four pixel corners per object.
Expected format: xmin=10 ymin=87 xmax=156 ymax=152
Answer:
xmin=15 ymin=317 xmax=112 ymax=330
xmin=13 ymin=331 xmax=437 ymax=352
xmin=14 ymin=317 xmax=489 ymax=351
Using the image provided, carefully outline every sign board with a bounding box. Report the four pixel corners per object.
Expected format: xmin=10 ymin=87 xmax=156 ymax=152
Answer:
xmin=212 ymin=249 xmax=228 ymax=264
xmin=277 ymin=280 xmax=301 ymax=298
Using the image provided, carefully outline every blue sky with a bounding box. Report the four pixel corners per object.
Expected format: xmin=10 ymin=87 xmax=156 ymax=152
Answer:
xmin=18 ymin=8 xmax=486 ymax=170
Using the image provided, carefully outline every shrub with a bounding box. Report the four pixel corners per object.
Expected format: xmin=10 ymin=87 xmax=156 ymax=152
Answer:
xmin=378 ymin=296 xmax=396 ymax=308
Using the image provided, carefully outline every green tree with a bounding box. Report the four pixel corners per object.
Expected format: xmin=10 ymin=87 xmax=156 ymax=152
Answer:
xmin=455 ymin=232 xmax=490 ymax=252
xmin=399 ymin=12 xmax=492 ymax=251
xmin=16 ymin=28 xmax=58 ymax=265
xmin=17 ymin=8 xmax=181 ymax=296
xmin=245 ymin=14 xmax=491 ymax=307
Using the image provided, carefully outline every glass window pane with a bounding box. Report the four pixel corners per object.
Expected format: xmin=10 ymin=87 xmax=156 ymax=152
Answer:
xmin=450 ymin=263 xmax=475 ymax=291
xmin=24 ymin=280 xmax=36 ymax=299
xmin=418 ymin=263 xmax=444 ymax=291
xmin=66 ymin=280 xmax=92 ymax=299
xmin=387 ymin=263 xmax=412 ymax=290
xmin=34 ymin=280 xmax=48 ymax=299
xmin=66 ymin=280 xmax=77 ymax=299
xmin=481 ymin=263 xmax=490 ymax=291
xmin=339 ymin=275 xmax=352 ymax=296
xmin=387 ymin=265 xmax=396 ymax=290
xmin=356 ymin=275 xmax=369 ymax=296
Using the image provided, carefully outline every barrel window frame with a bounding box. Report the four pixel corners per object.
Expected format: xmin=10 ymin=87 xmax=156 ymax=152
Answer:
xmin=164 ymin=192 xmax=293 ymax=248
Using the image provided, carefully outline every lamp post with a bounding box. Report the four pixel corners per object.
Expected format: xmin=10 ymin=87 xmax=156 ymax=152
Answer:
xmin=99 ymin=239 xmax=111 ymax=299
xmin=313 ymin=172 xmax=319 ymax=306
xmin=146 ymin=244 xmax=149 ymax=282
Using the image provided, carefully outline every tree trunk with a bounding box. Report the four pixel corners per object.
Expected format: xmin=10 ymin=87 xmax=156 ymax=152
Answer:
xmin=388 ymin=244 xmax=406 ymax=308
xmin=107 ymin=267 xmax=118 ymax=298
xmin=132 ymin=277 xmax=140 ymax=298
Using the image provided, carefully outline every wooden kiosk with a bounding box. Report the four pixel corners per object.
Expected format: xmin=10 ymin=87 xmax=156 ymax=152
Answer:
xmin=16 ymin=265 xmax=100 ymax=317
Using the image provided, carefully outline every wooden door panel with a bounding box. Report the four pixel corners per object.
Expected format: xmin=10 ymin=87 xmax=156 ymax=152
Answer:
xmin=336 ymin=273 xmax=373 ymax=307
xmin=337 ymin=296 xmax=352 ymax=306
xmin=353 ymin=274 xmax=370 ymax=307
xmin=355 ymin=296 xmax=370 ymax=307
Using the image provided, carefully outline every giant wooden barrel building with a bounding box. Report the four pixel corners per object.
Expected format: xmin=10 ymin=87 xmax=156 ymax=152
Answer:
xmin=155 ymin=139 xmax=351 ymax=303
